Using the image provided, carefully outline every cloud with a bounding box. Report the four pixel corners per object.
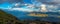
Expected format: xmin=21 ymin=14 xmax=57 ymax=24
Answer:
xmin=0 ymin=0 xmax=6 ymax=3
xmin=31 ymin=0 xmax=58 ymax=5
xmin=8 ymin=0 xmax=23 ymax=3
xmin=40 ymin=4 xmax=48 ymax=12
xmin=1 ymin=3 xmax=59 ymax=12
xmin=0 ymin=0 xmax=59 ymax=5
xmin=7 ymin=8 xmax=35 ymax=12
xmin=47 ymin=5 xmax=58 ymax=12
xmin=0 ymin=0 xmax=23 ymax=3
xmin=53 ymin=0 xmax=60 ymax=3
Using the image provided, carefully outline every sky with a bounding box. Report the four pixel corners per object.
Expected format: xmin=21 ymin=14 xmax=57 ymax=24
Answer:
xmin=0 ymin=0 xmax=60 ymax=8
xmin=0 ymin=0 xmax=32 ymax=8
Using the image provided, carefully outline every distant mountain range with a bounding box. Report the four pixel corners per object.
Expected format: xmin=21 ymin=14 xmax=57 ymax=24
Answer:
xmin=2 ymin=9 xmax=60 ymax=22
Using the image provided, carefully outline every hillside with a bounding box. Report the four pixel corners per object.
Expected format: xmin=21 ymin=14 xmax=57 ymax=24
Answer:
xmin=0 ymin=9 xmax=22 ymax=24
xmin=1 ymin=9 xmax=60 ymax=24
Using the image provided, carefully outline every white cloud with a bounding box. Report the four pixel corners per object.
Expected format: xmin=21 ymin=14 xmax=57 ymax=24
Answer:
xmin=47 ymin=5 xmax=58 ymax=8
xmin=47 ymin=5 xmax=58 ymax=12
xmin=53 ymin=0 xmax=60 ymax=4
xmin=27 ymin=4 xmax=35 ymax=8
xmin=7 ymin=8 xmax=35 ymax=12
xmin=15 ymin=3 xmax=20 ymax=6
xmin=40 ymin=4 xmax=47 ymax=12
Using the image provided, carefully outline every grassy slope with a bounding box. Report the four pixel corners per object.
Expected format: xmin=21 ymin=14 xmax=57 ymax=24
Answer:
xmin=0 ymin=9 xmax=22 ymax=24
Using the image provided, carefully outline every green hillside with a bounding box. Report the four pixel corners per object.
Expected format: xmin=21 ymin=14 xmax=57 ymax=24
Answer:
xmin=0 ymin=9 xmax=22 ymax=24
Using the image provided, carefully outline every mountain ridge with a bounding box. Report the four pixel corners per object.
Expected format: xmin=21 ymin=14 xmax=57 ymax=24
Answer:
xmin=0 ymin=9 xmax=22 ymax=24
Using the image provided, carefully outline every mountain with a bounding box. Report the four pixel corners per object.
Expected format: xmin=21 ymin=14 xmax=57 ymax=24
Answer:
xmin=0 ymin=9 xmax=22 ymax=24
xmin=2 ymin=9 xmax=60 ymax=22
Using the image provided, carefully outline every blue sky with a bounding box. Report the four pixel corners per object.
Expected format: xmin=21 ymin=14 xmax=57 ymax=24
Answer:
xmin=0 ymin=0 xmax=60 ymax=9
xmin=0 ymin=0 xmax=32 ymax=9
xmin=23 ymin=0 xmax=32 ymax=3
xmin=0 ymin=2 xmax=11 ymax=8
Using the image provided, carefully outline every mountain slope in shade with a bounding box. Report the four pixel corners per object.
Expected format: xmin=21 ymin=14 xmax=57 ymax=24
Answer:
xmin=0 ymin=9 xmax=22 ymax=24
